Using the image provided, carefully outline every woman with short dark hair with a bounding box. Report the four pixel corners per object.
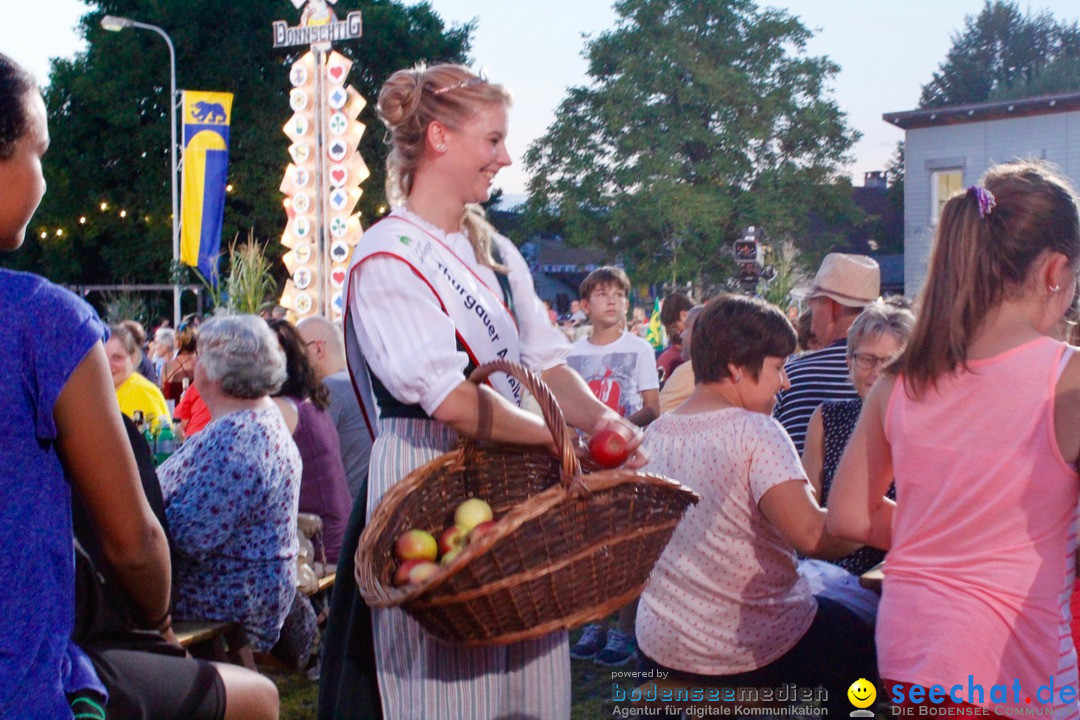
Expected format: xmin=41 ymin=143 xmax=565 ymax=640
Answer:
xmin=635 ymin=294 xmax=875 ymax=717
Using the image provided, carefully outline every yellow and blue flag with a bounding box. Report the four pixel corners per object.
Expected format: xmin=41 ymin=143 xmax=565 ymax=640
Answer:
xmin=181 ymin=91 xmax=233 ymax=286
xmin=645 ymin=296 xmax=665 ymax=350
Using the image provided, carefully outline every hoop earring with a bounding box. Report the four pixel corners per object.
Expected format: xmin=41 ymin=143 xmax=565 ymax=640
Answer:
xmin=1050 ymin=283 xmax=1061 ymax=294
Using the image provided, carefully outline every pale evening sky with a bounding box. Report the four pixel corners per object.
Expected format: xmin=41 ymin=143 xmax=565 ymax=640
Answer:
xmin=4 ymin=0 xmax=1080 ymax=201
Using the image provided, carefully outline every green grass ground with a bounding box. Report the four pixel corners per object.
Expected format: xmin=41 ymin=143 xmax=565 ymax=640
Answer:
xmin=270 ymin=626 xmax=631 ymax=720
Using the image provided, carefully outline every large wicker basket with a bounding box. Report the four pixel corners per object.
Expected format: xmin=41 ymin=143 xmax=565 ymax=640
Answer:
xmin=355 ymin=359 xmax=699 ymax=647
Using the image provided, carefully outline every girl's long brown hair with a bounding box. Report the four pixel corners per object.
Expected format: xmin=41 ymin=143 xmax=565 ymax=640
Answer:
xmin=893 ymin=160 xmax=1080 ymax=397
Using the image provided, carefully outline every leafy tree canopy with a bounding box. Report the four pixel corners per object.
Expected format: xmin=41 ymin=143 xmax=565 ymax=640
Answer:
xmin=522 ymin=0 xmax=860 ymax=288
xmin=919 ymin=0 xmax=1080 ymax=108
xmin=2 ymin=0 xmax=471 ymax=286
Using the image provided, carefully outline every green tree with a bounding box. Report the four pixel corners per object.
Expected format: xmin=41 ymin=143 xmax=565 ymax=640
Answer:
xmin=919 ymin=0 xmax=1080 ymax=108
xmin=522 ymin=0 xmax=859 ymax=288
xmin=2 ymin=0 xmax=471 ymax=287
xmin=890 ymin=1 xmax=1080 ymax=223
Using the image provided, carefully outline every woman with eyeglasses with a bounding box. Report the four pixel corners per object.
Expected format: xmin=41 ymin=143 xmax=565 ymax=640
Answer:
xmin=801 ymin=301 xmax=914 ymax=568
xmin=798 ymin=301 xmax=913 ymax=623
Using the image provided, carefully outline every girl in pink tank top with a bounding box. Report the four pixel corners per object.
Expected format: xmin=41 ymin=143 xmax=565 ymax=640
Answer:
xmin=827 ymin=161 xmax=1080 ymax=720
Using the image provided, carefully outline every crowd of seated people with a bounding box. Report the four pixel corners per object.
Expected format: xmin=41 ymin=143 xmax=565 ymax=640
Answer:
xmin=8 ymin=34 xmax=1080 ymax=719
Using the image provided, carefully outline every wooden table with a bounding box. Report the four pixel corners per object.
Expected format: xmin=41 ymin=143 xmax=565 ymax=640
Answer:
xmin=859 ymin=562 xmax=885 ymax=592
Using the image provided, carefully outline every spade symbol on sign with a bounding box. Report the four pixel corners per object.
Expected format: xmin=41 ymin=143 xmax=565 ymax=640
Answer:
xmin=328 ymin=141 xmax=347 ymax=161
xmin=330 ymin=242 xmax=350 ymax=263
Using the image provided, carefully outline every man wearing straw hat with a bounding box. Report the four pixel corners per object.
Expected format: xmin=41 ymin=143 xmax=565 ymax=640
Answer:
xmin=774 ymin=253 xmax=880 ymax=454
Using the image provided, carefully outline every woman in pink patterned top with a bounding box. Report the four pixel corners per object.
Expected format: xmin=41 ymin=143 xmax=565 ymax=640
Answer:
xmin=636 ymin=294 xmax=875 ymax=717
xmin=829 ymin=161 xmax=1080 ymax=719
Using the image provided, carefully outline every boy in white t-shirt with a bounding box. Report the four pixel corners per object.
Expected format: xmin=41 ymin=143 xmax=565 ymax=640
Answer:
xmin=566 ymin=266 xmax=660 ymax=666
xmin=566 ymin=267 xmax=660 ymax=427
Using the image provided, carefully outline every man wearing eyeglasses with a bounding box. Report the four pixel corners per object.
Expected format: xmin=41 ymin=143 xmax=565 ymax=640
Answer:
xmin=773 ymin=253 xmax=880 ymax=454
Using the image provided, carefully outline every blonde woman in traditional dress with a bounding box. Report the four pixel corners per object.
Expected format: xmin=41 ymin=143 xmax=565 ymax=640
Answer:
xmin=319 ymin=63 xmax=645 ymax=720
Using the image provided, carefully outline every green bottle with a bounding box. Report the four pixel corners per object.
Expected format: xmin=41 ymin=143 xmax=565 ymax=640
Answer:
xmin=155 ymin=421 xmax=176 ymax=465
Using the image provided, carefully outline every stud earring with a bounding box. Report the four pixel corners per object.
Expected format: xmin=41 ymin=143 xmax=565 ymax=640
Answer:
xmin=435 ymin=144 xmax=447 ymax=152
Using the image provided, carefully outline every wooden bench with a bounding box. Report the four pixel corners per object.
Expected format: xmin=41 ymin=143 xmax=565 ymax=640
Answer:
xmin=174 ymin=621 xmax=256 ymax=671
xmin=174 ymin=572 xmax=336 ymax=671
xmin=313 ymin=571 xmax=336 ymax=595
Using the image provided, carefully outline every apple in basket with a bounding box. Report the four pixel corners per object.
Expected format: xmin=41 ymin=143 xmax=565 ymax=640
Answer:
xmin=440 ymin=547 xmax=464 ymax=566
xmin=393 ymin=559 xmax=440 ymax=587
xmin=454 ymin=498 xmax=493 ymax=532
xmin=588 ymin=427 xmax=632 ymax=469
xmin=395 ymin=528 xmax=438 ymax=563
xmin=438 ymin=524 xmax=469 ymax=557
xmin=469 ymin=520 xmax=498 ymax=544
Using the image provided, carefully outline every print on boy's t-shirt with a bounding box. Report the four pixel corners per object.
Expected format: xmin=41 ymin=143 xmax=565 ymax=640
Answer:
xmin=566 ymin=332 xmax=658 ymax=418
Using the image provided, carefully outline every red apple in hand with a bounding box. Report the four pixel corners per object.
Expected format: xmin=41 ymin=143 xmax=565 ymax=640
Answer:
xmin=470 ymin=520 xmax=498 ymax=544
xmin=588 ymin=427 xmax=631 ymax=468
xmin=454 ymin=498 xmax=494 ymax=532
xmin=438 ymin=524 xmax=469 ymax=557
xmin=395 ymin=528 xmax=438 ymax=563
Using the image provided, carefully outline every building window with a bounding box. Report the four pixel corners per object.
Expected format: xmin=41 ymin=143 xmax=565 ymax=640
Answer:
xmin=931 ymin=169 xmax=963 ymax=224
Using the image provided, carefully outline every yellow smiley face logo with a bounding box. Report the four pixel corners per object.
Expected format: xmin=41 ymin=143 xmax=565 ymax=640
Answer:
xmin=848 ymin=678 xmax=877 ymax=709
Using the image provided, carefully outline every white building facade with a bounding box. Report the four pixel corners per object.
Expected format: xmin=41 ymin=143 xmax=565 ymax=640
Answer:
xmin=884 ymin=93 xmax=1080 ymax=296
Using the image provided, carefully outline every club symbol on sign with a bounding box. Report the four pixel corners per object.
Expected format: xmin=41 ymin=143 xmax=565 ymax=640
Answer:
xmin=290 ymin=64 xmax=308 ymax=87
xmin=328 ymin=87 xmax=347 ymax=110
xmin=328 ymin=141 xmax=348 ymax=162
xmin=293 ymin=168 xmax=310 ymax=189
xmin=330 ymin=217 xmax=349 ymax=238
xmin=294 ymin=243 xmax=313 ymax=264
xmin=294 ymin=267 xmax=313 ymax=290
xmin=294 ymin=217 xmax=311 ymax=238
xmin=295 ymin=293 xmax=313 ymax=316
xmin=330 ymin=241 xmax=350 ymax=263
xmin=290 ymin=89 xmax=308 ymax=112
xmin=329 ymin=165 xmax=347 ymax=187
xmin=328 ymin=112 xmax=348 ymax=136
xmin=329 ymin=188 xmax=349 ymax=211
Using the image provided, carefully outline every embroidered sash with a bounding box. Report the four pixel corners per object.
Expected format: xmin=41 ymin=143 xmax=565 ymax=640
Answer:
xmin=344 ymin=214 xmax=523 ymax=439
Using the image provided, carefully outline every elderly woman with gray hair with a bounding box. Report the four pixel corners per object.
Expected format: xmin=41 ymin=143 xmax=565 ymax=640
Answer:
xmin=799 ymin=299 xmax=915 ymax=620
xmin=157 ymin=315 xmax=306 ymax=659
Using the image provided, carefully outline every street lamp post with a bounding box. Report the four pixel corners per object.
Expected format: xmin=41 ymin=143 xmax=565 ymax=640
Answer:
xmin=101 ymin=15 xmax=181 ymax=326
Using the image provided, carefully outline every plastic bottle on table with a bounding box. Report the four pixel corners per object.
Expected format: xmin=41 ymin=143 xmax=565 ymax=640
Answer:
xmin=155 ymin=421 xmax=177 ymax=465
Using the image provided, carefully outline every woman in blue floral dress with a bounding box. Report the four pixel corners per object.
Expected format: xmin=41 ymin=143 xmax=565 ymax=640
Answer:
xmin=159 ymin=315 xmax=306 ymax=657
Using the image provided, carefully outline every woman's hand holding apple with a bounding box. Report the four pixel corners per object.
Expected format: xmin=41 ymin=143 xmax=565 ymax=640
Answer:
xmin=588 ymin=414 xmax=648 ymax=469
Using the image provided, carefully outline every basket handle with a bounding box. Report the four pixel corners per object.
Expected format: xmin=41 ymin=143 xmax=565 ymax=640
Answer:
xmin=468 ymin=359 xmax=584 ymax=489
